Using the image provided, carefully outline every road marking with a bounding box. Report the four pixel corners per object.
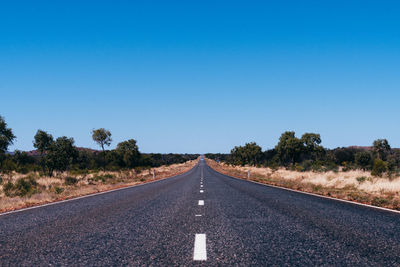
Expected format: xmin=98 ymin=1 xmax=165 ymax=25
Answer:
xmin=200 ymin=190 xmax=204 ymax=193
xmin=198 ymin=200 xmax=204 ymax=206
xmin=193 ymin=234 xmax=207 ymax=261
xmin=195 ymin=214 xmax=202 ymax=217
xmin=200 ymin=185 xmax=203 ymax=188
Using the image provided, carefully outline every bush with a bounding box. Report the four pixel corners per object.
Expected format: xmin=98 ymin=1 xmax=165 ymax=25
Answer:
xmin=64 ymin=176 xmax=78 ymax=185
xmin=3 ymin=177 xmax=37 ymax=197
xmin=371 ymin=159 xmax=387 ymax=177
xmin=54 ymin=186 xmax=64 ymax=194
xmin=356 ymin=176 xmax=367 ymax=183
xmin=355 ymin=151 xmax=372 ymax=170
xmin=0 ymin=175 xmax=3 ymax=185
xmin=372 ymin=197 xmax=390 ymax=207
xmin=300 ymin=160 xmax=313 ymax=171
xmin=89 ymin=174 xmax=114 ymax=183
xmin=3 ymin=181 xmax=14 ymax=196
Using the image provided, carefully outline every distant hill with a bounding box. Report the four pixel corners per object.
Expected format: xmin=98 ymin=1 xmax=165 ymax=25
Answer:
xmin=348 ymin=146 xmax=374 ymax=150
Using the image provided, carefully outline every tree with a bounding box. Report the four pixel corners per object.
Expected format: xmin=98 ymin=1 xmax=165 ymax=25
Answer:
xmin=33 ymin=130 xmax=54 ymax=173
xmin=92 ymin=128 xmax=112 ymax=171
xmin=373 ymin=139 xmax=391 ymax=160
xmin=116 ymin=139 xmax=140 ymax=168
xmin=33 ymin=130 xmax=54 ymax=154
xmin=301 ymin=133 xmax=324 ymax=160
xmin=230 ymin=142 xmax=263 ymax=166
xmin=46 ymin=137 xmax=78 ymax=176
xmin=333 ymin=147 xmax=356 ymax=165
xmin=13 ymin=150 xmax=34 ymax=168
xmin=355 ymin=151 xmax=372 ymax=170
xmin=301 ymin=133 xmax=322 ymax=152
xmin=0 ymin=115 xmax=16 ymax=154
xmin=275 ymin=131 xmax=304 ymax=165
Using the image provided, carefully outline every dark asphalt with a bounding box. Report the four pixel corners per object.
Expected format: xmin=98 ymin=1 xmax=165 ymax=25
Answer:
xmin=1 ymin=159 xmax=400 ymax=266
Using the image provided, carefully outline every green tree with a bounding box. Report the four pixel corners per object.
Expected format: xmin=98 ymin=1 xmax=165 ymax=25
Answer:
xmin=33 ymin=130 xmax=54 ymax=154
xmin=230 ymin=142 xmax=262 ymax=166
xmin=301 ymin=133 xmax=323 ymax=160
xmin=0 ymin=116 xmax=16 ymax=154
xmin=92 ymin=128 xmax=112 ymax=171
xmin=116 ymin=139 xmax=141 ymax=168
xmin=275 ymin=131 xmax=303 ymax=165
xmin=33 ymin=130 xmax=54 ymax=173
xmin=13 ymin=150 xmax=35 ymax=169
xmin=46 ymin=137 xmax=78 ymax=176
xmin=355 ymin=151 xmax=372 ymax=170
xmin=373 ymin=139 xmax=391 ymax=160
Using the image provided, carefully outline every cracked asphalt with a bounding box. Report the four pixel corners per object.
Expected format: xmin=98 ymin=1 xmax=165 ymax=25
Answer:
xmin=1 ymin=159 xmax=400 ymax=266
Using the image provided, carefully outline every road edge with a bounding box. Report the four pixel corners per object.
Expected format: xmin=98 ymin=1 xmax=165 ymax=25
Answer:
xmin=206 ymin=162 xmax=400 ymax=215
xmin=0 ymin=163 xmax=198 ymax=217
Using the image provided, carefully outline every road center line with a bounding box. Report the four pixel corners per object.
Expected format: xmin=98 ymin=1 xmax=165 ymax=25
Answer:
xmin=198 ymin=200 xmax=204 ymax=206
xmin=195 ymin=214 xmax=202 ymax=217
xmin=200 ymin=185 xmax=203 ymax=188
xmin=200 ymin=190 xmax=204 ymax=193
xmin=193 ymin=234 xmax=207 ymax=261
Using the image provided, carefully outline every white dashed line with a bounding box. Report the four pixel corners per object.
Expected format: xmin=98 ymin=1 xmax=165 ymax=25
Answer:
xmin=198 ymin=200 xmax=204 ymax=206
xmin=195 ymin=214 xmax=202 ymax=217
xmin=200 ymin=190 xmax=204 ymax=193
xmin=193 ymin=234 xmax=207 ymax=261
xmin=200 ymin=185 xmax=203 ymax=188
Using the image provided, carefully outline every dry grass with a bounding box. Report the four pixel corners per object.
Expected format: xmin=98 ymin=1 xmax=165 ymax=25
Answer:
xmin=206 ymin=159 xmax=400 ymax=210
xmin=0 ymin=159 xmax=198 ymax=213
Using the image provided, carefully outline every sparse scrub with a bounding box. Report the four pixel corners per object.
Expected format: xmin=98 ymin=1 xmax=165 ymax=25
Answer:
xmin=54 ymin=186 xmax=64 ymax=194
xmin=0 ymin=159 xmax=198 ymax=212
xmin=206 ymin=158 xmax=400 ymax=210
xmin=356 ymin=176 xmax=367 ymax=183
xmin=371 ymin=159 xmax=387 ymax=177
xmin=64 ymin=177 xmax=78 ymax=185
xmin=3 ymin=177 xmax=38 ymax=197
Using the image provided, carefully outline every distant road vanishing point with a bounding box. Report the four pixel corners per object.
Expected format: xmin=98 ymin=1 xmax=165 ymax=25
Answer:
xmin=1 ymin=159 xmax=400 ymax=265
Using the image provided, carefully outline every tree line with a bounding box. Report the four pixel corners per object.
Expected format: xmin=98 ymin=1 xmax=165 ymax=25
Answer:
xmin=206 ymin=131 xmax=400 ymax=177
xmin=0 ymin=116 xmax=198 ymax=176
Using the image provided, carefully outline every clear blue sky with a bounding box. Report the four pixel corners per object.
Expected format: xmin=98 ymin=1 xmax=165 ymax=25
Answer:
xmin=1 ymin=1 xmax=399 ymax=153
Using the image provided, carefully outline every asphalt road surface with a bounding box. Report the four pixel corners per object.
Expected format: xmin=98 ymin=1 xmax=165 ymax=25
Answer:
xmin=1 ymin=159 xmax=400 ymax=266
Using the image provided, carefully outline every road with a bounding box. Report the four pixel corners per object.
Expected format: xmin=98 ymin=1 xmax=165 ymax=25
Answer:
xmin=1 ymin=159 xmax=400 ymax=266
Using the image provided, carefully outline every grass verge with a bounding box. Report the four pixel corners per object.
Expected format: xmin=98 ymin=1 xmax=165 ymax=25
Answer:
xmin=206 ymin=159 xmax=400 ymax=211
xmin=0 ymin=160 xmax=198 ymax=213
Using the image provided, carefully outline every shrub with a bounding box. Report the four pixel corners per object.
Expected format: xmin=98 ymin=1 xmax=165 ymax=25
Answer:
xmin=0 ymin=175 xmax=3 ymax=184
xmin=355 ymin=151 xmax=372 ymax=170
xmin=372 ymin=197 xmax=390 ymax=207
xmin=64 ymin=176 xmax=78 ymax=185
xmin=3 ymin=181 xmax=14 ymax=196
xmin=312 ymin=184 xmax=322 ymax=191
xmin=356 ymin=176 xmax=367 ymax=183
xmin=103 ymin=174 xmax=114 ymax=179
xmin=371 ymin=159 xmax=387 ymax=177
xmin=89 ymin=174 xmax=114 ymax=183
xmin=300 ymin=160 xmax=313 ymax=171
xmin=54 ymin=186 xmax=64 ymax=194
xmin=3 ymin=177 xmax=37 ymax=197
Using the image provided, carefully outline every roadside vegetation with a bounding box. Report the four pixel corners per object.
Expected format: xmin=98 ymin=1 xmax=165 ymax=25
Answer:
xmin=206 ymin=131 xmax=400 ymax=210
xmin=0 ymin=115 xmax=198 ymax=212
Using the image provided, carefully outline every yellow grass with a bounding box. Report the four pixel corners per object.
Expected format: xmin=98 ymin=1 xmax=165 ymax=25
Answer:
xmin=0 ymin=159 xmax=198 ymax=213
